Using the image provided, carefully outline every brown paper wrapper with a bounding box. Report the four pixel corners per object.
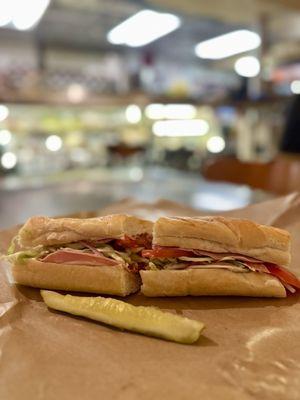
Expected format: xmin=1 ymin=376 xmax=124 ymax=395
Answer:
xmin=1 ymin=193 xmax=300 ymax=400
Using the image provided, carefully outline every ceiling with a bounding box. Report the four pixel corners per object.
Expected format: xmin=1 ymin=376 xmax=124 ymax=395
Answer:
xmin=0 ymin=0 xmax=299 ymax=67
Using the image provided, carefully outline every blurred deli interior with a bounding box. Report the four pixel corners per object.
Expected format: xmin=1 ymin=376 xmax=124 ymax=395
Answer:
xmin=1 ymin=0 xmax=300 ymax=227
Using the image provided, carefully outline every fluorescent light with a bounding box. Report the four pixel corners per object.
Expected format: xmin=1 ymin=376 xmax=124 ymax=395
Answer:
xmin=291 ymin=80 xmax=300 ymax=94
xmin=0 ymin=130 xmax=12 ymax=146
xmin=145 ymin=104 xmax=165 ymax=119
xmin=1 ymin=152 xmax=17 ymax=169
xmin=12 ymin=0 xmax=50 ymax=30
xmin=0 ymin=1 xmax=13 ymax=27
xmin=164 ymin=104 xmax=196 ymax=119
xmin=234 ymin=56 xmax=260 ymax=77
xmin=45 ymin=135 xmax=62 ymax=152
xmin=153 ymin=119 xmax=209 ymax=137
xmin=206 ymin=136 xmax=225 ymax=153
xmin=125 ymin=105 xmax=142 ymax=123
xmin=0 ymin=0 xmax=50 ymax=30
xmin=145 ymin=104 xmax=197 ymax=120
xmin=107 ymin=10 xmax=181 ymax=47
xmin=195 ymin=30 xmax=261 ymax=60
xmin=0 ymin=105 xmax=9 ymax=121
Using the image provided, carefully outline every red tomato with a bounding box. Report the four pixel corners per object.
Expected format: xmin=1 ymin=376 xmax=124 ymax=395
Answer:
xmin=116 ymin=234 xmax=152 ymax=249
xmin=266 ymin=264 xmax=300 ymax=289
xmin=116 ymin=236 xmax=139 ymax=248
xmin=142 ymin=247 xmax=195 ymax=259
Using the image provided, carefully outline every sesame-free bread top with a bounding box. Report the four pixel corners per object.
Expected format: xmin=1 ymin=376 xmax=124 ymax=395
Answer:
xmin=18 ymin=214 xmax=153 ymax=248
xmin=153 ymin=216 xmax=291 ymax=266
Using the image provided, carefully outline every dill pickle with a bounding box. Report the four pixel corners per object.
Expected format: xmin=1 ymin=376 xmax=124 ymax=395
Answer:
xmin=41 ymin=290 xmax=204 ymax=344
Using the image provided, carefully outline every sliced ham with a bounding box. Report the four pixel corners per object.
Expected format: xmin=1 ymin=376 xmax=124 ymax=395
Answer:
xmin=41 ymin=249 xmax=121 ymax=266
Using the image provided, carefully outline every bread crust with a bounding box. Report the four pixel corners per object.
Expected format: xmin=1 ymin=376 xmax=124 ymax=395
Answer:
xmin=12 ymin=259 xmax=140 ymax=296
xmin=154 ymin=216 xmax=291 ymax=266
xmin=140 ymin=269 xmax=286 ymax=298
xmin=18 ymin=214 xmax=153 ymax=248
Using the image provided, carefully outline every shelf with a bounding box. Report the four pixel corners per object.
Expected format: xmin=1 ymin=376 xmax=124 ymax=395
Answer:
xmin=0 ymin=92 xmax=289 ymax=108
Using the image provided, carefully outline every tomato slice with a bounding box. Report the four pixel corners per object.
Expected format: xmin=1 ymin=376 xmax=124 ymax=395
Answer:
xmin=142 ymin=247 xmax=195 ymax=259
xmin=116 ymin=236 xmax=139 ymax=248
xmin=115 ymin=234 xmax=151 ymax=249
xmin=266 ymin=264 xmax=300 ymax=289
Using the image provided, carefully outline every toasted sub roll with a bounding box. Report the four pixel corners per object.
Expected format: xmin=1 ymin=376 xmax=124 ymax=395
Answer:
xmin=9 ymin=214 xmax=152 ymax=296
xmin=13 ymin=260 xmax=140 ymax=296
xmin=140 ymin=269 xmax=286 ymax=298
xmin=154 ymin=216 xmax=290 ymax=266
xmin=140 ymin=216 xmax=296 ymax=298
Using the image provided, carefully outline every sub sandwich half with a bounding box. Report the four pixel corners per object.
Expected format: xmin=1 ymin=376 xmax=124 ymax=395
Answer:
xmin=140 ymin=216 xmax=300 ymax=297
xmin=8 ymin=214 xmax=153 ymax=296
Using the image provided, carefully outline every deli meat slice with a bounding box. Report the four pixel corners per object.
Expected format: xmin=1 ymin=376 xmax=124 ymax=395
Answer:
xmin=152 ymin=245 xmax=263 ymax=263
xmin=41 ymin=249 xmax=120 ymax=266
xmin=183 ymin=249 xmax=263 ymax=263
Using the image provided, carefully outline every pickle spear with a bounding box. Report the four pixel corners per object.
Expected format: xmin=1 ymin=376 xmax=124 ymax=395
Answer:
xmin=41 ymin=290 xmax=204 ymax=344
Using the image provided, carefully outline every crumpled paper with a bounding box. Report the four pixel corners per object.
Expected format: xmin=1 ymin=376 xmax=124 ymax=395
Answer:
xmin=1 ymin=193 xmax=300 ymax=400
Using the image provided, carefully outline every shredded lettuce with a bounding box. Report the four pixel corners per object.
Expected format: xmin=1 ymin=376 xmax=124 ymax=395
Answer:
xmin=130 ymin=252 xmax=147 ymax=263
xmin=60 ymin=242 xmax=86 ymax=250
xmin=7 ymin=247 xmax=45 ymax=264
xmin=6 ymin=239 xmax=148 ymax=268
xmin=7 ymin=235 xmax=20 ymax=255
xmin=148 ymin=262 xmax=161 ymax=271
xmin=147 ymin=257 xmax=251 ymax=272
xmin=7 ymin=241 xmax=16 ymax=255
xmin=96 ymin=244 xmax=131 ymax=264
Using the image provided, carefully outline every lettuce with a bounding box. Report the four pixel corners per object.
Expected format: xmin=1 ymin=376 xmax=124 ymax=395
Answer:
xmin=148 ymin=262 xmax=160 ymax=271
xmin=7 ymin=247 xmax=45 ymax=264
xmin=7 ymin=235 xmax=20 ymax=255
xmin=96 ymin=244 xmax=131 ymax=264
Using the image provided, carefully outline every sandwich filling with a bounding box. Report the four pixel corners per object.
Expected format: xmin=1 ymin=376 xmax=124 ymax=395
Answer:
xmin=8 ymin=234 xmax=151 ymax=273
xmin=142 ymin=246 xmax=300 ymax=294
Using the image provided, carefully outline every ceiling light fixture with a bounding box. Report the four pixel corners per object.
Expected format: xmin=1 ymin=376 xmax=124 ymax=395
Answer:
xmin=125 ymin=105 xmax=142 ymax=124
xmin=145 ymin=104 xmax=197 ymax=120
xmin=1 ymin=152 xmax=17 ymax=169
xmin=206 ymin=136 xmax=225 ymax=153
xmin=107 ymin=10 xmax=181 ymax=47
xmin=152 ymin=119 xmax=209 ymax=137
xmin=45 ymin=135 xmax=63 ymax=152
xmin=0 ymin=105 xmax=9 ymax=121
xmin=0 ymin=0 xmax=50 ymax=31
xmin=234 ymin=56 xmax=260 ymax=78
xmin=291 ymin=80 xmax=300 ymax=94
xmin=0 ymin=130 xmax=12 ymax=146
xmin=195 ymin=30 xmax=261 ymax=60
xmin=0 ymin=1 xmax=13 ymax=27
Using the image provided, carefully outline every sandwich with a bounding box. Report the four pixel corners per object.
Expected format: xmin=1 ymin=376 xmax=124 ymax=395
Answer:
xmin=8 ymin=214 xmax=153 ymax=296
xmin=140 ymin=216 xmax=300 ymax=297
